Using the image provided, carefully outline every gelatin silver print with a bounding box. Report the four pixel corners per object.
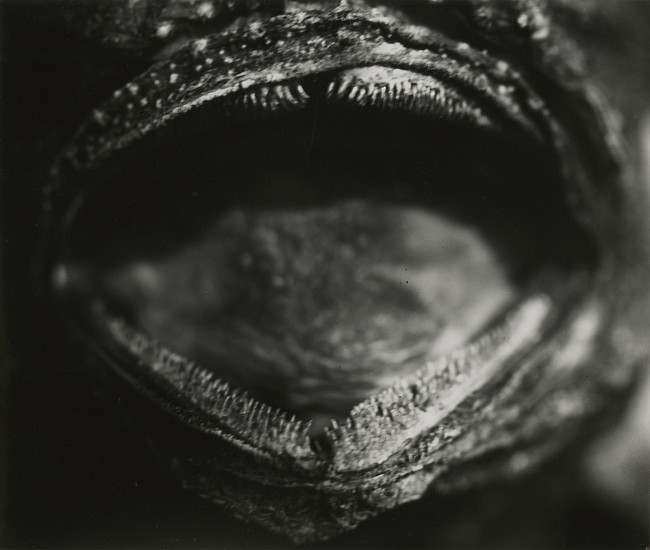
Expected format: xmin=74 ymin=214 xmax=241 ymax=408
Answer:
xmin=1 ymin=0 xmax=649 ymax=547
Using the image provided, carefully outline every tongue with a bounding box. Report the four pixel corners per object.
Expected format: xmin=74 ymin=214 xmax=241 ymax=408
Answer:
xmin=91 ymin=200 xmax=516 ymax=415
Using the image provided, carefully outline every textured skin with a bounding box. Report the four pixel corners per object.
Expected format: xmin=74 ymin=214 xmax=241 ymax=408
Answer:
xmin=4 ymin=0 xmax=650 ymax=545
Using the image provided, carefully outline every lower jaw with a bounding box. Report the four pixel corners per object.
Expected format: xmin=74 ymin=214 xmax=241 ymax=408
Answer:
xmin=55 ymin=220 xmax=596 ymax=438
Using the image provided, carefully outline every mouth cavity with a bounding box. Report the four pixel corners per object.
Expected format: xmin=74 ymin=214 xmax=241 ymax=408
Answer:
xmin=52 ymin=64 xmax=597 ymax=434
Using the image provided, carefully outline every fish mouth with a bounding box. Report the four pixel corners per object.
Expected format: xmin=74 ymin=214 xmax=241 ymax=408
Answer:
xmin=46 ymin=8 xmax=623 ymax=542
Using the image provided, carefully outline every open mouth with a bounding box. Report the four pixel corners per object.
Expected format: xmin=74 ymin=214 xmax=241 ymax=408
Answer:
xmin=54 ymin=62 xmax=596 ymax=429
xmin=44 ymin=7 xmax=616 ymax=541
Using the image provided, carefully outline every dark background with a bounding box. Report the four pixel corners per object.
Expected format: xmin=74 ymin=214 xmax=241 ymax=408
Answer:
xmin=0 ymin=2 xmax=647 ymax=547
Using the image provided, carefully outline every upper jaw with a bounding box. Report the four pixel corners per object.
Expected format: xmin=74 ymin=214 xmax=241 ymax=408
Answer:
xmin=47 ymin=7 xmax=640 ymax=543
xmin=53 ymin=7 xmax=621 ymax=256
xmin=57 ymin=8 xmax=550 ymax=170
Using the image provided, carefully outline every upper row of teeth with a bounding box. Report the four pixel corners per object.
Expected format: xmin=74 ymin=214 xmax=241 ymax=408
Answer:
xmin=228 ymin=65 xmax=493 ymax=130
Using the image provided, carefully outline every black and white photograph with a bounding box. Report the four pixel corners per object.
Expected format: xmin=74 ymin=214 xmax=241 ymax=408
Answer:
xmin=1 ymin=0 xmax=649 ymax=547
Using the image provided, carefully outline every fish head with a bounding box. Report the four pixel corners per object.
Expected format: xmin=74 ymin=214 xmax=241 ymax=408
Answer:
xmin=39 ymin=0 xmax=650 ymax=542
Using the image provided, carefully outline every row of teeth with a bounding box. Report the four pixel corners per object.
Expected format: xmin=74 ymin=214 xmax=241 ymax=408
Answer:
xmin=326 ymin=74 xmax=492 ymax=127
xmin=104 ymin=294 xmax=551 ymax=472
xmin=225 ymin=81 xmax=309 ymax=113
xmin=327 ymin=294 xmax=551 ymax=471
xmin=57 ymin=65 xmax=518 ymax=178
xmin=104 ymin=312 xmax=316 ymax=463
xmin=220 ymin=70 xmax=492 ymax=130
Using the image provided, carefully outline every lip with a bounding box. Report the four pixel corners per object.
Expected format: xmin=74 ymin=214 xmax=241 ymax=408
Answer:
xmin=45 ymin=7 xmax=631 ymax=543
